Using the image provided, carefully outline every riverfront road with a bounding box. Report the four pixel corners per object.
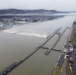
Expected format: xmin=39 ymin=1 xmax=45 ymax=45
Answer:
xmin=72 ymin=48 xmax=76 ymax=75
xmin=72 ymin=23 xmax=76 ymax=75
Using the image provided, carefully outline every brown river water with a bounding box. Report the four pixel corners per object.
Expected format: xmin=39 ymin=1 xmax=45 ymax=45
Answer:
xmin=0 ymin=16 xmax=76 ymax=75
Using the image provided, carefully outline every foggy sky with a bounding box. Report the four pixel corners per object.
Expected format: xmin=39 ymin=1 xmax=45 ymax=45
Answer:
xmin=0 ymin=0 xmax=76 ymax=11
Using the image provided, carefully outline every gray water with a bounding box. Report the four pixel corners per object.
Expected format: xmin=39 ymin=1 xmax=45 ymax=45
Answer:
xmin=0 ymin=16 xmax=76 ymax=75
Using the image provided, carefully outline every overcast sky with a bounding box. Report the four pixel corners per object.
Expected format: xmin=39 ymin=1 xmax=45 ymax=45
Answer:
xmin=0 ymin=0 xmax=76 ymax=11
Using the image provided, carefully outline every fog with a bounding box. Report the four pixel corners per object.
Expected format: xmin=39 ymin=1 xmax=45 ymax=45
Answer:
xmin=0 ymin=0 xmax=76 ymax=11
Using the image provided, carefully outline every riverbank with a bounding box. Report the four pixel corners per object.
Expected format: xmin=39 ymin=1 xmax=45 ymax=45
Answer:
xmin=0 ymin=15 xmax=64 ymax=30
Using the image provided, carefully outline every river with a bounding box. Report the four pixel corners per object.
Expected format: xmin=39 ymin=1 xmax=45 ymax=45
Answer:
xmin=0 ymin=16 xmax=76 ymax=75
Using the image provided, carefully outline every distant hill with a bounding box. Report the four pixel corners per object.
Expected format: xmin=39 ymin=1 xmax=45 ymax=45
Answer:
xmin=0 ymin=9 xmax=68 ymax=14
xmin=69 ymin=11 xmax=76 ymax=13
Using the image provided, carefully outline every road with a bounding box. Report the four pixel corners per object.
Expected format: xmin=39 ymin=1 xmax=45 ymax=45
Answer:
xmin=72 ymin=48 xmax=76 ymax=75
xmin=72 ymin=23 xmax=76 ymax=75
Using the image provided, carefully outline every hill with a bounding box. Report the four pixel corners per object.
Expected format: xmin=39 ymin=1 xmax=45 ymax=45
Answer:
xmin=0 ymin=9 xmax=68 ymax=14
